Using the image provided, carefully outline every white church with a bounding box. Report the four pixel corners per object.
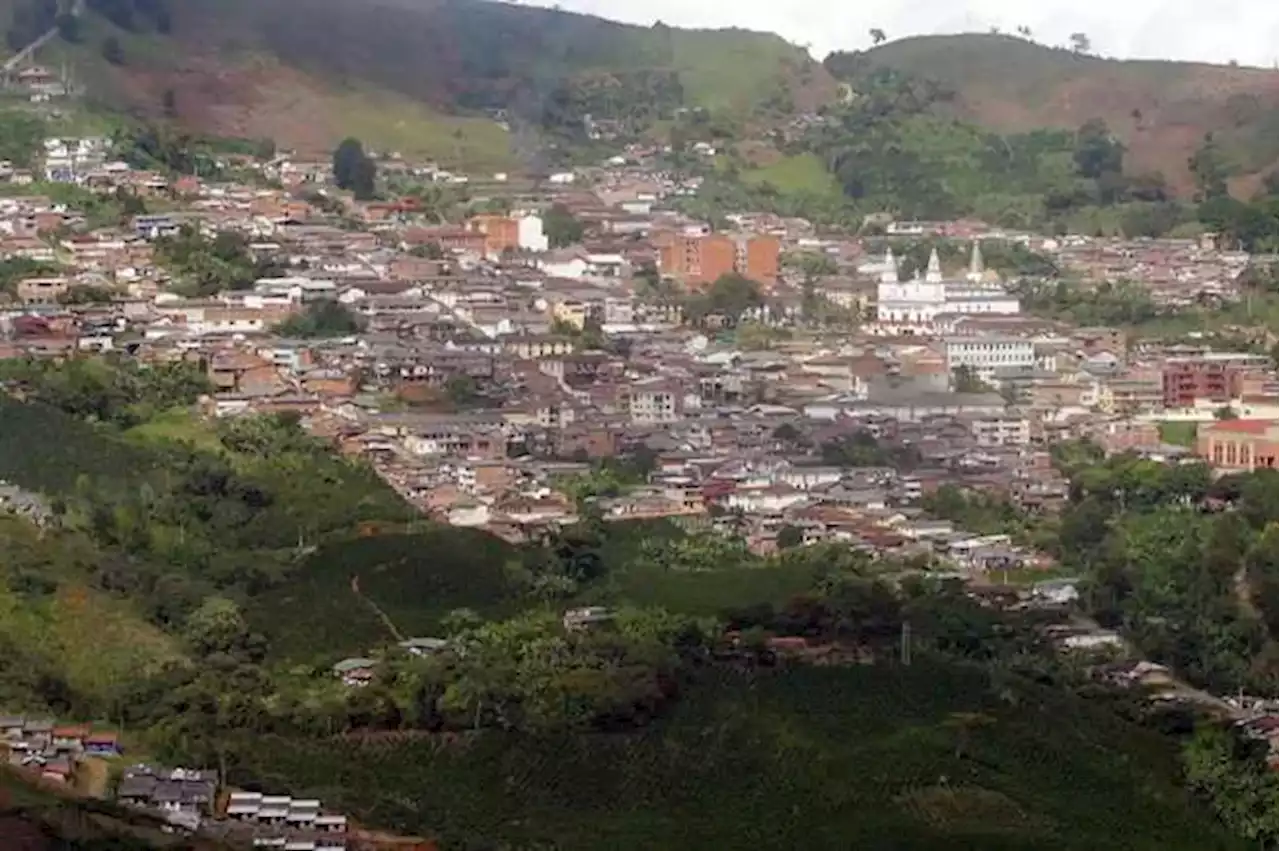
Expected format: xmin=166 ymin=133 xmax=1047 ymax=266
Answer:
xmin=874 ymin=242 xmax=1020 ymax=332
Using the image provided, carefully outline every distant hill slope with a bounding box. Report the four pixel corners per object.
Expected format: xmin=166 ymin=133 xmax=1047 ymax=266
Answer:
xmin=843 ymin=34 xmax=1278 ymax=194
xmin=41 ymin=0 xmax=834 ymax=165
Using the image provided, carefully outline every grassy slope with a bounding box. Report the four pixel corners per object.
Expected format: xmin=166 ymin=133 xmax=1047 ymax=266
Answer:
xmin=740 ymin=152 xmax=843 ymax=196
xmin=858 ymin=33 xmax=1279 ymax=194
xmin=0 ymin=517 xmax=188 ymax=714
xmin=39 ymin=10 xmax=517 ymax=168
xmin=247 ymin=516 xmax=825 ymax=663
xmin=229 ymin=662 xmax=1245 ymax=851
xmin=0 ymin=396 xmax=165 ymax=494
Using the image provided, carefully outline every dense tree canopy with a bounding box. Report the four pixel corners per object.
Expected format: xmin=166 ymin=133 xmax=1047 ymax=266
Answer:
xmin=154 ymin=225 xmax=283 ymax=296
xmin=543 ymin=202 xmax=584 ymax=248
xmin=332 ymin=137 xmax=377 ymax=200
xmin=683 ymin=273 xmax=764 ymax=326
xmin=273 ymin=299 xmax=364 ymax=338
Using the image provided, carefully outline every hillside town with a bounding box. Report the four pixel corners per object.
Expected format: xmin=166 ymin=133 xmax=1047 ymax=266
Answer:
xmin=0 ymin=136 xmax=1272 ymax=538
xmin=0 ymin=715 xmax=438 ymax=849
xmin=0 ymin=0 xmax=1272 ymax=832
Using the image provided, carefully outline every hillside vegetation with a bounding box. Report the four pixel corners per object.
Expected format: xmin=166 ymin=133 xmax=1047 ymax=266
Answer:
xmin=0 ymin=357 xmax=1273 ymax=849
xmin=248 ymin=530 xmax=522 ymax=663
xmin=228 ymin=663 xmax=1247 ymax=851
xmin=838 ymin=34 xmax=1278 ymax=194
xmin=44 ymin=0 xmax=831 ymax=163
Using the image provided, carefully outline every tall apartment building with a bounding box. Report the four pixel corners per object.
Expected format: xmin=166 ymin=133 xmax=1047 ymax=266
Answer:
xmin=656 ymin=232 xmax=779 ymax=287
xmin=1162 ymin=360 xmax=1241 ymax=409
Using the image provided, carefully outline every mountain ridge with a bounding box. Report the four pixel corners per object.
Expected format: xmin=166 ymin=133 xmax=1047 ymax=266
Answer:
xmin=55 ymin=0 xmax=833 ymax=165
xmin=10 ymin=1 xmax=1278 ymax=193
xmin=842 ymin=33 xmax=1278 ymax=194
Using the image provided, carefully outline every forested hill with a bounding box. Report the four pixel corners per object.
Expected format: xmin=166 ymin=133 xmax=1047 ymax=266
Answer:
xmin=19 ymin=0 xmax=833 ymax=163
xmin=827 ymin=33 xmax=1279 ymax=195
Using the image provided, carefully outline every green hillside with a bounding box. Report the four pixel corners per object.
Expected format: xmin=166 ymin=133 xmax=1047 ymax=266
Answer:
xmin=833 ymin=33 xmax=1279 ymax=193
xmin=26 ymin=0 xmax=832 ymax=163
xmin=0 ymin=358 xmax=1271 ymax=851
xmin=248 ymin=530 xmax=523 ymax=663
xmin=164 ymin=0 xmax=823 ymax=117
xmin=228 ymin=663 xmax=1247 ymax=851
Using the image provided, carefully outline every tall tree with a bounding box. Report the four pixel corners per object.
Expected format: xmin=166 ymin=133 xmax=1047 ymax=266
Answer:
xmin=1188 ymin=133 xmax=1229 ymax=201
xmin=101 ymin=35 xmax=125 ymax=65
xmin=1073 ymin=119 xmax=1124 ymax=180
xmin=543 ymin=203 xmax=584 ymax=248
xmin=332 ymin=137 xmax=376 ymax=199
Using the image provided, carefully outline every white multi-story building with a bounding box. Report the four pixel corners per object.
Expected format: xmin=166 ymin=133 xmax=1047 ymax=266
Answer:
xmin=945 ymin=336 xmax=1037 ymax=380
xmin=968 ymin=415 xmax=1031 ymax=447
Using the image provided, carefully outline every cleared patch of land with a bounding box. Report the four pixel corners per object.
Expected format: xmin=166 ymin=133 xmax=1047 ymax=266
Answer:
xmin=740 ymin=152 xmax=842 ymax=196
xmin=860 ymin=34 xmax=1278 ymax=194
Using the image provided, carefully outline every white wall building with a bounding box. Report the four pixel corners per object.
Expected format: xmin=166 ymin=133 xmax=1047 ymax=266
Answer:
xmin=516 ymin=213 xmax=548 ymax=252
xmin=967 ymin=415 xmax=1031 ymax=447
xmin=945 ymin=336 xmax=1037 ymax=380
xmin=875 ymin=244 xmax=1020 ymax=328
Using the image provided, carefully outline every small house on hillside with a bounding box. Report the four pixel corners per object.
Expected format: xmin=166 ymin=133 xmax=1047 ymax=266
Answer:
xmin=331 ymin=657 xmax=377 ymax=687
xmin=397 ymin=637 xmax=449 ymax=657
xmin=562 ymin=606 xmax=613 ymax=632
xmin=84 ymin=731 xmax=122 ymax=757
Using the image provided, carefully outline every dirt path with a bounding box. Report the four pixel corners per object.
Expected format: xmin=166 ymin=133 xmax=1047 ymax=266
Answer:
xmin=75 ymin=757 xmax=110 ymax=799
xmin=350 ymin=574 xmax=405 ymax=642
xmin=1233 ymin=566 xmax=1261 ymax=619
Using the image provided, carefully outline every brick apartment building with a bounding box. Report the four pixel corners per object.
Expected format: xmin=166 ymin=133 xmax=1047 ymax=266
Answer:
xmin=465 ymin=213 xmax=548 ymax=257
xmin=1196 ymin=419 xmax=1279 ymax=472
xmin=1162 ymin=359 xmax=1241 ymax=409
xmin=655 ymin=232 xmax=780 ymax=287
xmin=468 ymin=214 xmax=519 ymax=256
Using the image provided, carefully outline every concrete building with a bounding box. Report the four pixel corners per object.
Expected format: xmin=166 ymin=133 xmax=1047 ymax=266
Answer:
xmin=944 ymin=336 xmax=1036 ymax=379
xmin=467 ymin=213 xmax=548 ymax=256
xmin=1162 ymin=359 xmax=1241 ymax=409
xmin=1196 ymin=419 xmax=1279 ymax=472
xmin=656 ymin=232 xmax=779 ymax=287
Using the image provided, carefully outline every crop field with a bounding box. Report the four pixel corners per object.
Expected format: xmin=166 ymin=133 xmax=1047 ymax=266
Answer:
xmin=248 ymin=530 xmax=521 ymax=663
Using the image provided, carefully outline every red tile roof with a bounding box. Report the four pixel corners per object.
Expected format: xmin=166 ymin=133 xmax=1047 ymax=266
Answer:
xmin=1205 ymin=419 xmax=1276 ymax=436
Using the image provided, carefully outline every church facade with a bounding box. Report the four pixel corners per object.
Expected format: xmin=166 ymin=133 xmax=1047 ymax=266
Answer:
xmin=874 ymin=243 xmax=1020 ymax=329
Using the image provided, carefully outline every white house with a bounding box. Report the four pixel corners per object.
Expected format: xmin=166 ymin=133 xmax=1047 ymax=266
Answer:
xmin=516 ymin=213 xmax=548 ymax=252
